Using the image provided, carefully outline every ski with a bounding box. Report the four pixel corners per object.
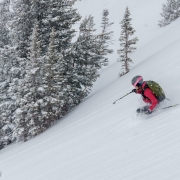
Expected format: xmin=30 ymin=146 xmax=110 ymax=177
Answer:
xmin=136 ymin=104 xmax=179 ymax=118
xmin=161 ymin=104 xmax=179 ymax=110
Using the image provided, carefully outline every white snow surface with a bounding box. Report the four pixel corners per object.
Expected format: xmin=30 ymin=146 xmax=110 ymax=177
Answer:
xmin=1 ymin=0 xmax=180 ymax=179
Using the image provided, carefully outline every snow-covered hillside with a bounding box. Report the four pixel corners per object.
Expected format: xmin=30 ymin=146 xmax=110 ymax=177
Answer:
xmin=1 ymin=0 xmax=180 ymax=179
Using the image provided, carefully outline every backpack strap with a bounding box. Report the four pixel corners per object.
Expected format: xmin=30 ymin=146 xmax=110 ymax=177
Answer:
xmin=142 ymin=81 xmax=148 ymax=91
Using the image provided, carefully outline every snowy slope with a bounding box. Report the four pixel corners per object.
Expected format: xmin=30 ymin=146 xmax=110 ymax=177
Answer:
xmin=1 ymin=0 xmax=180 ymax=180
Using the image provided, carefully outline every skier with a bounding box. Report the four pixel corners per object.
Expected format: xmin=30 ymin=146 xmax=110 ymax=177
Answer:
xmin=131 ymin=75 xmax=165 ymax=114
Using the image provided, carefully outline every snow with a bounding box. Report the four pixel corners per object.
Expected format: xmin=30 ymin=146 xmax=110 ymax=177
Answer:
xmin=1 ymin=0 xmax=180 ymax=179
xmin=15 ymin=108 xmax=23 ymax=115
xmin=30 ymin=68 xmax=39 ymax=74
xmin=37 ymin=87 xmax=45 ymax=92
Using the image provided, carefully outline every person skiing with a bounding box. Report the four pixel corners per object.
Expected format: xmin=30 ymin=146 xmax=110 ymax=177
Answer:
xmin=131 ymin=75 xmax=165 ymax=114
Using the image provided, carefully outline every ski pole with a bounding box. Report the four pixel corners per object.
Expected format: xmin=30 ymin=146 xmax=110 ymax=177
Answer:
xmin=161 ymin=104 xmax=179 ymax=110
xmin=113 ymin=91 xmax=133 ymax=104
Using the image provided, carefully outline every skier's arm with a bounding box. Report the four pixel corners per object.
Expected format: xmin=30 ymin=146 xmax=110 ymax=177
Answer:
xmin=144 ymin=88 xmax=158 ymax=111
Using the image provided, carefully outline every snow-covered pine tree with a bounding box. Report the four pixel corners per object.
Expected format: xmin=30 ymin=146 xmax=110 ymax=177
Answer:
xmin=12 ymin=25 xmax=75 ymax=142
xmin=117 ymin=7 xmax=138 ymax=76
xmin=98 ymin=9 xmax=114 ymax=66
xmin=73 ymin=15 xmax=102 ymax=98
xmin=59 ymin=47 xmax=83 ymax=111
xmin=10 ymin=0 xmax=33 ymax=58
xmin=0 ymin=1 xmax=14 ymax=148
xmin=172 ymin=0 xmax=180 ymax=18
xmin=10 ymin=0 xmax=81 ymax=56
xmin=42 ymin=27 xmax=64 ymax=122
xmin=12 ymin=22 xmax=47 ymax=142
xmin=33 ymin=0 xmax=82 ymax=111
xmin=0 ymin=0 xmax=10 ymax=48
xmin=0 ymin=0 xmax=36 ymax=144
xmin=41 ymin=0 xmax=82 ymax=112
xmin=158 ymin=0 xmax=180 ymax=27
xmin=39 ymin=0 xmax=81 ymax=54
xmin=0 ymin=46 xmax=16 ymax=149
xmin=0 ymin=0 xmax=83 ymax=147
xmin=4 ymin=0 xmax=81 ymax=141
xmin=41 ymin=26 xmax=80 ymax=124
xmin=178 ymin=0 xmax=180 ymax=13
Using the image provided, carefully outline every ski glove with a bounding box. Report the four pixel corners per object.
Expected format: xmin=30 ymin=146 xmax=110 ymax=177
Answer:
xmin=132 ymin=89 xmax=136 ymax=93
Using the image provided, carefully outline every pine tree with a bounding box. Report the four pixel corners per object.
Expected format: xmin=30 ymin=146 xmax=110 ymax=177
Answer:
xmin=12 ymin=23 xmax=46 ymax=141
xmin=41 ymin=0 xmax=82 ymax=112
xmin=10 ymin=0 xmax=81 ymax=56
xmin=98 ymin=9 xmax=114 ymax=66
xmin=4 ymin=1 xmax=31 ymax=141
xmin=9 ymin=0 xmax=81 ymax=142
xmin=117 ymin=7 xmax=138 ymax=76
xmin=43 ymin=27 xmax=64 ymax=121
xmin=0 ymin=0 xmax=10 ymax=48
xmin=171 ymin=0 xmax=180 ymax=19
xmin=39 ymin=0 xmax=81 ymax=54
xmin=158 ymin=0 xmax=180 ymax=27
xmin=73 ymin=15 xmax=102 ymax=97
xmin=0 ymin=46 xmax=16 ymax=148
xmin=10 ymin=0 xmax=33 ymax=58
xmin=12 ymin=25 xmax=75 ymax=142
